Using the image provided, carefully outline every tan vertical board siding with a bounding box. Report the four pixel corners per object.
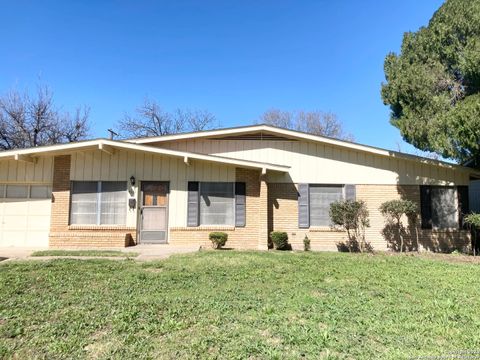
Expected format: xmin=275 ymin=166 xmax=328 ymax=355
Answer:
xmin=0 ymin=157 xmax=53 ymax=183
xmin=157 ymin=139 xmax=469 ymax=185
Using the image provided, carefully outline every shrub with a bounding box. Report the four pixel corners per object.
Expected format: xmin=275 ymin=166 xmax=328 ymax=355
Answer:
xmin=270 ymin=231 xmax=289 ymax=250
xmin=379 ymin=199 xmax=417 ymax=253
xmin=303 ymin=235 xmax=311 ymax=251
xmin=465 ymin=213 xmax=480 ymax=256
xmin=465 ymin=213 xmax=480 ymax=227
xmin=209 ymin=232 xmax=228 ymax=249
xmin=330 ymin=200 xmax=370 ymax=252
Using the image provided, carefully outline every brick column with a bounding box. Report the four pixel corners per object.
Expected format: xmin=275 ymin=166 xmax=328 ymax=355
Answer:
xmin=50 ymin=155 xmax=71 ymax=236
xmin=258 ymin=174 xmax=269 ymax=250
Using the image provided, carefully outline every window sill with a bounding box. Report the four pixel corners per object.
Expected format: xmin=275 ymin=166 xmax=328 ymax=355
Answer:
xmin=68 ymin=225 xmax=135 ymax=231
xmin=308 ymin=226 xmax=344 ymax=232
xmin=171 ymin=226 xmax=236 ymax=232
xmin=428 ymin=227 xmax=468 ymax=232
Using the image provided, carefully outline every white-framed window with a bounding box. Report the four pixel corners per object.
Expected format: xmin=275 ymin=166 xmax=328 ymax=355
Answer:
xmin=309 ymin=185 xmax=345 ymax=226
xmin=70 ymin=181 xmax=127 ymax=225
xmin=0 ymin=184 xmax=52 ymax=199
xmin=199 ymin=182 xmax=235 ymax=226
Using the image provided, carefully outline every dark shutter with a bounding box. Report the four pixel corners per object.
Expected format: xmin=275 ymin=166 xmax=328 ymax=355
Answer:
xmin=187 ymin=182 xmax=199 ymax=227
xmin=345 ymin=184 xmax=356 ymax=201
xmin=298 ymin=183 xmax=310 ymax=228
xmin=235 ymin=182 xmax=246 ymax=227
xmin=420 ymin=185 xmax=432 ymax=229
xmin=457 ymin=186 xmax=469 ymax=229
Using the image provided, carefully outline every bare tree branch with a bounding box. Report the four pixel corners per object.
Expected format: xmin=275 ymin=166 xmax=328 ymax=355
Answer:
xmin=117 ymin=98 xmax=217 ymax=138
xmin=175 ymin=109 xmax=218 ymax=132
xmin=0 ymin=85 xmax=90 ymax=150
xmin=258 ymin=109 xmax=353 ymax=141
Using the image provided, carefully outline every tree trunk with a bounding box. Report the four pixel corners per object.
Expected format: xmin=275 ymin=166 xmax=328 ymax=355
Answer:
xmin=398 ymin=221 xmax=404 ymax=253
xmin=415 ymin=226 xmax=419 ymax=253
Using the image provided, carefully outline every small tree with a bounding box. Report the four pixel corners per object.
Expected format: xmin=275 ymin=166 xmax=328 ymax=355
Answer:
xmin=330 ymin=200 xmax=370 ymax=252
xmin=303 ymin=235 xmax=311 ymax=252
xmin=379 ymin=200 xmax=417 ymax=253
xmin=464 ymin=213 xmax=480 ymax=256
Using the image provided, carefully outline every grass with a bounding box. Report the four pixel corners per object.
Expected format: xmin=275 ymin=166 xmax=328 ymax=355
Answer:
xmin=30 ymin=250 xmax=139 ymax=258
xmin=1 ymin=251 xmax=480 ymax=359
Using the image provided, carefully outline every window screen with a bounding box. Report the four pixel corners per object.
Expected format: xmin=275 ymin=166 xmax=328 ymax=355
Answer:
xmin=309 ymin=185 xmax=344 ymax=226
xmin=0 ymin=184 xmax=5 ymax=198
xmin=100 ymin=182 xmax=127 ymax=225
xmin=71 ymin=181 xmax=98 ymax=225
xmin=6 ymin=185 xmax=28 ymax=198
xmin=200 ymin=182 xmax=234 ymax=225
xmin=431 ymin=187 xmax=458 ymax=229
xmin=70 ymin=181 xmax=126 ymax=225
xmin=30 ymin=185 xmax=52 ymax=199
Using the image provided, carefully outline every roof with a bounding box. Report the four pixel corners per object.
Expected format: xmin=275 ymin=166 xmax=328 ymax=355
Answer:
xmin=0 ymin=138 xmax=290 ymax=173
xmin=0 ymin=124 xmax=478 ymax=176
xmin=127 ymin=124 xmax=474 ymax=173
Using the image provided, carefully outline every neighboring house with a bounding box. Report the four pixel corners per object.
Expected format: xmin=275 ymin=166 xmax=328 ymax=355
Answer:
xmin=0 ymin=124 xmax=478 ymax=252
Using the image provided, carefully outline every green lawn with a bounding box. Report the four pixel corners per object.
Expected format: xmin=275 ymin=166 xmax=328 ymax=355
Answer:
xmin=1 ymin=251 xmax=480 ymax=359
xmin=30 ymin=250 xmax=139 ymax=258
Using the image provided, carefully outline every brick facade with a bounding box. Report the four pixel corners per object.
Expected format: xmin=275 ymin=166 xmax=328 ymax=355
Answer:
xmin=268 ymin=183 xmax=470 ymax=252
xmin=47 ymin=155 xmax=470 ymax=252
xmin=358 ymin=185 xmax=470 ymax=252
xmin=49 ymin=155 xmax=136 ymax=248
xmin=169 ymin=168 xmax=266 ymax=249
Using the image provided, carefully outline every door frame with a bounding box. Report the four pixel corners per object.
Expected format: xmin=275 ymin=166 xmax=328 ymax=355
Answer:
xmin=138 ymin=181 xmax=170 ymax=244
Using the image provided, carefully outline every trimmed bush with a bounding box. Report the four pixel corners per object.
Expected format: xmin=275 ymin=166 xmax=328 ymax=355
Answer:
xmin=303 ymin=235 xmax=311 ymax=251
xmin=271 ymin=231 xmax=289 ymax=250
xmin=209 ymin=232 xmax=228 ymax=249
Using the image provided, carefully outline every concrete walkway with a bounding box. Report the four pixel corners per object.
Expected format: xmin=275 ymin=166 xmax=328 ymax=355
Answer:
xmin=0 ymin=247 xmax=47 ymax=261
xmin=125 ymin=244 xmax=200 ymax=261
xmin=0 ymin=244 xmax=199 ymax=262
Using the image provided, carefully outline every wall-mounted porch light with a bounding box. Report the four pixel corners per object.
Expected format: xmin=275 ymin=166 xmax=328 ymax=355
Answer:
xmin=130 ymin=175 xmax=136 ymax=186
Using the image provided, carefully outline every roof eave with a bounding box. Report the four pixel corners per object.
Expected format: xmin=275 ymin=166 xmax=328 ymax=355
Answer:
xmin=0 ymin=138 xmax=290 ymax=173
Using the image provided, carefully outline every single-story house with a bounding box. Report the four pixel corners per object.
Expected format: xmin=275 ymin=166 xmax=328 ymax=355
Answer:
xmin=0 ymin=124 xmax=478 ymax=252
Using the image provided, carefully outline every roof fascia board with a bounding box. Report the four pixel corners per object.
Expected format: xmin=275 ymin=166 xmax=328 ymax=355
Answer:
xmin=0 ymin=139 xmax=104 ymax=159
xmin=101 ymin=139 xmax=289 ymax=172
xmin=0 ymin=138 xmax=289 ymax=173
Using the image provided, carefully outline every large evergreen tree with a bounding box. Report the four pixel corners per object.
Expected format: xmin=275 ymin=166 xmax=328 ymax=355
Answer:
xmin=381 ymin=0 xmax=480 ymax=164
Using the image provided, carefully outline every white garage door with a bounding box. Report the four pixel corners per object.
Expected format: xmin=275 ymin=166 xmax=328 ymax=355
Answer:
xmin=0 ymin=184 xmax=52 ymax=247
